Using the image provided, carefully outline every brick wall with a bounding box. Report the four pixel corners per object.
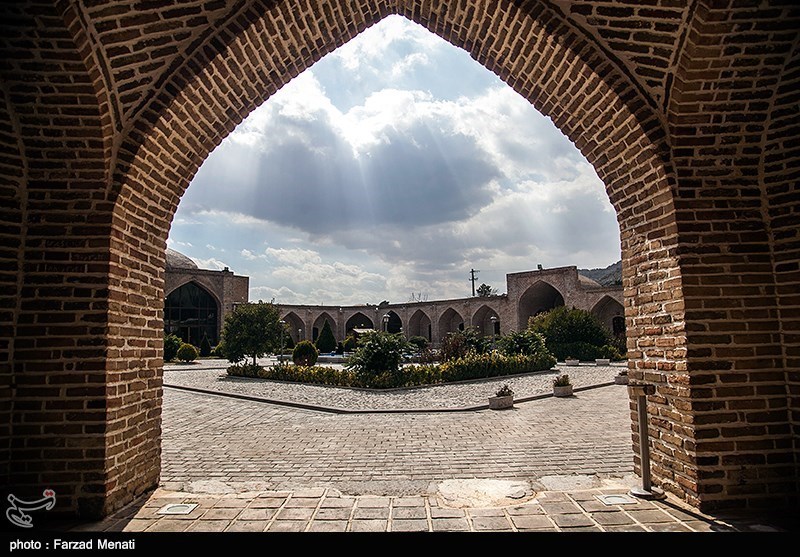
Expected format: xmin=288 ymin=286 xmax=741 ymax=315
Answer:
xmin=0 ymin=0 xmax=797 ymax=517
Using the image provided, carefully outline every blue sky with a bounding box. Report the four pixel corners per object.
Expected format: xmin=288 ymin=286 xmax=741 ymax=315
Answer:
xmin=168 ymin=15 xmax=620 ymax=305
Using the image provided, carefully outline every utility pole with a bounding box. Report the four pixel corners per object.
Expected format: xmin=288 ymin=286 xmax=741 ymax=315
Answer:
xmin=470 ymin=268 xmax=480 ymax=297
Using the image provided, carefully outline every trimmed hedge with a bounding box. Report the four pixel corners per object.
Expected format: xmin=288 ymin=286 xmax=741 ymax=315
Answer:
xmin=292 ymin=340 xmax=319 ymax=366
xmin=176 ymin=343 xmax=199 ymax=362
xmin=227 ymin=349 xmax=556 ymax=389
xmin=549 ymin=342 xmax=624 ymax=362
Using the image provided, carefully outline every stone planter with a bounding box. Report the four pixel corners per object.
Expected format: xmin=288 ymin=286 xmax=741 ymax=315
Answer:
xmin=595 ymin=358 xmax=611 ymax=366
xmin=564 ymin=359 xmax=580 ymax=366
xmin=488 ymin=395 xmax=514 ymax=410
xmin=614 ymin=371 xmax=629 ymax=385
xmin=553 ymin=385 xmax=573 ymax=397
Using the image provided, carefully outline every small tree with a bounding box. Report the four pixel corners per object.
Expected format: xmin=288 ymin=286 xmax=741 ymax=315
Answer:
xmin=476 ymin=283 xmax=496 ymax=297
xmin=164 ymin=333 xmax=182 ymax=362
xmin=176 ymin=343 xmax=198 ymax=363
xmin=315 ymin=320 xmax=337 ymax=353
xmin=221 ymin=301 xmax=283 ymax=365
xmin=292 ymin=340 xmax=319 ymax=366
xmin=440 ymin=327 xmax=490 ymax=361
xmin=199 ymin=334 xmax=212 ymax=357
xmin=528 ymin=306 xmax=612 ymax=361
xmin=408 ymin=335 xmax=429 ymax=351
xmin=497 ymin=329 xmax=552 ymax=358
xmin=346 ymin=331 xmax=411 ymax=387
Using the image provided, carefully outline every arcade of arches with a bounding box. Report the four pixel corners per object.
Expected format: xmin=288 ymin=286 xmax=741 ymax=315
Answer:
xmin=1 ymin=1 xmax=797 ymax=518
xmin=276 ymin=266 xmax=620 ymax=347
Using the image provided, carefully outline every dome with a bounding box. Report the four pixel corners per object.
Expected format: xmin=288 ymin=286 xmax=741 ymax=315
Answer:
xmin=166 ymin=248 xmax=199 ymax=270
xmin=578 ymin=274 xmax=601 ymax=287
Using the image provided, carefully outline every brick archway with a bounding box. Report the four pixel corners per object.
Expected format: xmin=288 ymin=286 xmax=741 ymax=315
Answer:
xmin=2 ymin=1 xmax=798 ymax=518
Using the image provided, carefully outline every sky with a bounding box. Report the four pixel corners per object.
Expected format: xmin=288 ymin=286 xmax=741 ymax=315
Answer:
xmin=167 ymin=15 xmax=621 ymax=306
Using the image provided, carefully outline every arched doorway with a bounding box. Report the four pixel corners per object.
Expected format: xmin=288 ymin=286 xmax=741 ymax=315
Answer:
xmin=312 ymin=312 xmax=336 ymax=342
xmin=472 ymin=305 xmax=500 ymax=338
xmin=517 ymin=282 xmax=565 ymax=330
xmin=438 ymin=308 xmax=465 ymax=340
xmin=591 ymin=296 xmax=625 ymax=339
xmin=164 ymin=282 xmax=220 ymax=346
xmin=408 ymin=309 xmax=432 ymax=341
xmin=281 ymin=311 xmax=305 ymax=344
xmin=385 ymin=310 xmax=402 ymax=334
xmin=7 ymin=2 xmax=795 ymax=517
xmin=345 ymin=312 xmax=375 ymax=335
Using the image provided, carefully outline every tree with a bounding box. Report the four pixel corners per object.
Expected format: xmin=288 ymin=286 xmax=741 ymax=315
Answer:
xmin=164 ymin=333 xmax=182 ymax=362
xmin=199 ymin=334 xmax=212 ymax=357
xmin=476 ymin=283 xmax=496 ymax=297
xmin=221 ymin=302 xmax=283 ymax=365
xmin=528 ymin=306 xmax=612 ymax=361
xmin=315 ymin=320 xmax=337 ymax=353
xmin=346 ymin=331 xmax=411 ymax=387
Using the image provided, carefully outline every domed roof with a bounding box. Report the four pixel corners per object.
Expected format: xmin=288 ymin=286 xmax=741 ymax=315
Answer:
xmin=578 ymin=274 xmax=601 ymax=287
xmin=166 ymin=248 xmax=199 ymax=270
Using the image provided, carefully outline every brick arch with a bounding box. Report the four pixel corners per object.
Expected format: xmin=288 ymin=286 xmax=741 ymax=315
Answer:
xmin=312 ymin=311 xmax=337 ymax=342
xmin=517 ymin=281 xmax=565 ymax=330
xmin=438 ymin=307 xmax=465 ymax=339
xmin=407 ymin=309 xmax=432 ymax=341
xmin=165 ymin=277 xmax=222 ymax=307
xmin=11 ymin=1 xmax=800 ymax=519
xmin=105 ymin=1 xmax=689 ymax=512
xmin=280 ymin=311 xmax=305 ymax=344
xmin=345 ymin=311 xmax=375 ymax=334
xmin=471 ymin=304 xmax=500 ymax=338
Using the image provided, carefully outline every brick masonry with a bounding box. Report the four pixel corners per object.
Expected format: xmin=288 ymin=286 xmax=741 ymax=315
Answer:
xmin=0 ymin=1 xmax=797 ymax=518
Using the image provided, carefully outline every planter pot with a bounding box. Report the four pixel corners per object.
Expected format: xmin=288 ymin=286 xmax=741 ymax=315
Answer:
xmin=553 ymin=385 xmax=573 ymax=397
xmin=488 ymin=395 xmax=514 ymax=410
xmin=614 ymin=373 xmax=629 ymax=385
xmin=564 ymin=359 xmax=580 ymax=366
xmin=595 ymin=358 xmax=611 ymax=366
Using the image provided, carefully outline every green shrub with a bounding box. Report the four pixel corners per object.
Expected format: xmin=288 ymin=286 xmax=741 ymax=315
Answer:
xmin=529 ymin=306 xmax=615 ymax=359
xmin=440 ymin=328 xmax=489 ymax=362
xmin=346 ymin=331 xmax=411 ymax=388
xmin=212 ymin=340 xmax=225 ymax=359
xmin=227 ymin=362 xmax=356 ymax=387
xmin=408 ymin=336 xmax=429 ymax=351
xmin=199 ymin=334 xmax=212 ymax=357
xmin=315 ymin=320 xmax=337 ymax=353
xmin=497 ymin=329 xmax=550 ymax=357
xmin=292 ymin=340 xmax=319 ymax=367
xmin=176 ymin=343 xmax=199 ymax=363
xmin=164 ymin=333 xmax=182 ymax=362
xmin=438 ymin=351 xmax=555 ymax=382
xmin=343 ymin=335 xmax=357 ymax=352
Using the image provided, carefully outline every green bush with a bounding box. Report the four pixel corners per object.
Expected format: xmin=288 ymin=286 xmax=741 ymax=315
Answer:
xmin=315 ymin=320 xmax=337 ymax=353
xmin=528 ymin=306 xmax=616 ymax=360
xmin=343 ymin=335 xmax=357 ymax=352
xmin=199 ymin=334 xmax=212 ymax=357
xmin=497 ymin=329 xmax=550 ymax=357
xmin=438 ymin=351 xmax=556 ymax=382
xmin=176 ymin=343 xmax=199 ymax=363
xmin=164 ymin=333 xmax=182 ymax=362
xmin=346 ymin=331 xmax=411 ymax=388
xmin=408 ymin=335 xmax=429 ymax=351
xmin=212 ymin=340 xmax=225 ymax=359
xmin=548 ymin=341 xmax=603 ymax=361
xmin=228 ymin=362 xmax=356 ymax=386
xmin=440 ymin=327 xmax=489 ymax=362
xmin=292 ymin=340 xmax=319 ymax=366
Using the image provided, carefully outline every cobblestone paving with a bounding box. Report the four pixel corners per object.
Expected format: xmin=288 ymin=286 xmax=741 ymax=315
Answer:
xmin=160 ymin=386 xmax=633 ymax=490
xmin=164 ymin=360 xmax=624 ymax=410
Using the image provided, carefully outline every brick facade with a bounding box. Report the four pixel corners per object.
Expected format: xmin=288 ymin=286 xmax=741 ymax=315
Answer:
xmin=1 ymin=1 xmax=797 ymax=518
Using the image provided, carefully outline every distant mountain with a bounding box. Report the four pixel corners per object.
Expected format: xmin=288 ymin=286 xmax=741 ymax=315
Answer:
xmin=578 ymin=260 xmax=622 ymax=286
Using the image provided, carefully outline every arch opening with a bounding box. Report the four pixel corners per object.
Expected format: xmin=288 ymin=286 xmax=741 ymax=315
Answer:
xmin=591 ymin=295 xmax=625 ymax=339
xmin=517 ymin=282 xmax=565 ymax=330
xmin=408 ymin=309 xmax=432 ymax=341
xmin=472 ymin=305 xmax=500 ymax=337
xmin=438 ymin=307 xmax=465 ymax=340
xmin=346 ymin=312 xmax=375 ymax=335
xmin=281 ymin=311 xmax=305 ymax=343
xmin=164 ymin=282 xmax=220 ymax=346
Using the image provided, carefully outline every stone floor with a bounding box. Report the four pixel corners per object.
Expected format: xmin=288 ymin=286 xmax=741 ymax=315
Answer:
xmin=43 ymin=379 xmax=798 ymax=533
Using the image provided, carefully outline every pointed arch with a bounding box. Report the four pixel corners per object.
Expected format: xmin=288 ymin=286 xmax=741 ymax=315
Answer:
xmin=591 ymin=295 xmax=625 ymax=337
xmin=281 ymin=311 xmax=305 ymax=343
xmin=408 ymin=309 xmax=432 ymax=341
xmin=386 ymin=310 xmax=402 ymax=334
xmin=471 ymin=304 xmax=500 ymax=337
xmin=438 ymin=307 xmax=465 ymax=339
xmin=164 ymin=281 xmax=220 ymax=345
xmin=312 ymin=311 xmax=336 ymax=342
xmin=518 ymin=281 xmax=564 ymax=329
xmin=345 ymin=312 xmax=374 ymax=335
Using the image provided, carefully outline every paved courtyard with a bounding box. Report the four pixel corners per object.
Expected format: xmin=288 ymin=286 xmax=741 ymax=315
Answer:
xmin=60 ymin=383 xmax=795 ymax=532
